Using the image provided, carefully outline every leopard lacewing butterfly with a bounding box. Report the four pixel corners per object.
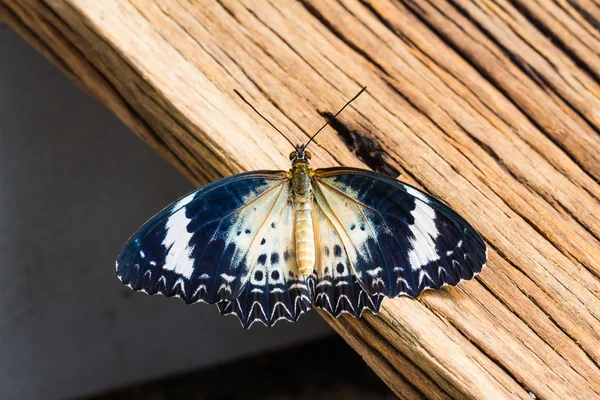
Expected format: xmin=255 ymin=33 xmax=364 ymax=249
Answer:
xmin=116 ymin=87 xmax=487 ymax=328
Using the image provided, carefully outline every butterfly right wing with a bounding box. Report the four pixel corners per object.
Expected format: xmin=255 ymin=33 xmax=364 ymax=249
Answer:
xmin=311 ymin=202 xmax=377 ymax=318
xmin=310 ymin=167 xmax=487 ymax=317
xmin=116 ymin=170 xmax=292 ymax=307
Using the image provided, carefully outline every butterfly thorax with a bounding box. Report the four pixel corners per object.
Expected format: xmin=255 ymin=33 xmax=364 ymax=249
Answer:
xmin=290 ymin=161 xmax=315 ymax=277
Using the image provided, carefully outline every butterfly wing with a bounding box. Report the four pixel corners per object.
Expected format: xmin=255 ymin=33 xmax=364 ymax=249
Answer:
xmin=116 ymin=170 xmax=310 ymax=327
xmin=311 ymin=167 xmax=487 ymax=316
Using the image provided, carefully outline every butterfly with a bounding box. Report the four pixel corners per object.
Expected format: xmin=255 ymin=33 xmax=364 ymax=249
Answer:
xmin=116 ymin=87 xmax=487 ymax=328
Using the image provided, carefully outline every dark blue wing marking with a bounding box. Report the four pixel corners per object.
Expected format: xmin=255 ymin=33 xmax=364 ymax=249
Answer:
xmin=117 ymin=171 xmax=286 ymax=299
xmin=312 ymin=167 xmax=487 ymax=316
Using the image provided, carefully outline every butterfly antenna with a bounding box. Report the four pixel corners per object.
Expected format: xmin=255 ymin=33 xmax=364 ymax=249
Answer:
xmin=233 ymin=89 xmax=296 ymax=148
xmin=302 ymin=86 xmax=367 ymax=151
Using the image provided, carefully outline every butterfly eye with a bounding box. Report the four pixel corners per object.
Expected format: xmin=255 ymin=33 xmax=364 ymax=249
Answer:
xmin=289 ymin=151 xmax=296 ymax=160
xmin=305 ymin=151 xmax=312 ymax=160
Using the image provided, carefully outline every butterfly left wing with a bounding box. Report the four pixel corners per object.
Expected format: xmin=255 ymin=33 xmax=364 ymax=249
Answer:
xmin=116 ymin=170 xmax=311 ymax=328
xmin=311 ymin=167 xmax=487 ymax=317
xmin=216 ymin=195 xmax=312 ymax=328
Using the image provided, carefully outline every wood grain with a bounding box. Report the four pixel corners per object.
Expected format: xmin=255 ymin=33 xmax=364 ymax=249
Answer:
xmin=2 ymin=1 xmax=600 ymax=398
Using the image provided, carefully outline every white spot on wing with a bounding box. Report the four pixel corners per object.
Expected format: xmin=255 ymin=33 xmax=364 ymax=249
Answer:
xmin=367 ymin=266 xmax=383 ymax=277
xmin=289 ymin=283 xmax=307 ymax=290
xmin=407 ymin=202 xmax=440 ymax=270
xmin=220 ymin=273 xmax=236 ymax=283
xmin=405 ymin=186 xmax=431 ymax=204
xmin=161 ymin=195 xmax=196 ymax=279
xmin=172 ymin=192 xmax=196 ymax=211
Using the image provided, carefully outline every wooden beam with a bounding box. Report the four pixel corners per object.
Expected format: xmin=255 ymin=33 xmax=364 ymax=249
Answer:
xmin=3 ymin=1 xmax=600 ymax=398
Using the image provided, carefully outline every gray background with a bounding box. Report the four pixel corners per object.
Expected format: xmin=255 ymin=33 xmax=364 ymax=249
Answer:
xmin=0 ymin=27 xmax=330 ymax=400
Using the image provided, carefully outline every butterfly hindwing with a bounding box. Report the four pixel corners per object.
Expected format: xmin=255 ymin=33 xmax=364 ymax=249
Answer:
xmin=217 ymin=194 xmax=312 ymax=328
xmin=312 ymin=193 xmax=382 ymax=317
xmin=312 ymin=167 xmax=486 ymax=314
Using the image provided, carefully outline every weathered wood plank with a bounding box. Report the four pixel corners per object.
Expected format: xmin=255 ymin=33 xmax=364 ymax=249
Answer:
xmin=2 ymin=1 xmax=600 ymax=398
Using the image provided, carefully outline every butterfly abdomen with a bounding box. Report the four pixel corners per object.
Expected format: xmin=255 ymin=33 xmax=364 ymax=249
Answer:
xmin=291 ymin=162 xmax=316 ymax=276
xmin=295 ymin=198 xmax=315 ymax=276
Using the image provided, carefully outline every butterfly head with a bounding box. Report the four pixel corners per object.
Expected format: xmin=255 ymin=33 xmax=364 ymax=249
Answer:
xmin=289 ymin=145 xmax=312 ymax=164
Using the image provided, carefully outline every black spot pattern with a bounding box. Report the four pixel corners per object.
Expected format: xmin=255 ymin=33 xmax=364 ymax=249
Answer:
xmin=271 ymin=252 xmax=280 ymax=265
xmin=257 ymin=254 xmax=267 ymax=265
xmin=333 ymin=245 xmax=342 ymax=257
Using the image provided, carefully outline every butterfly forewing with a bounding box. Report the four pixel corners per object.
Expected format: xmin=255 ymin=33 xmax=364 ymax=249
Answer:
xmin=117 ymin=171 xmax=291 ymax=305
xmin=311 ymin=167 xmax=487 ymax=315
